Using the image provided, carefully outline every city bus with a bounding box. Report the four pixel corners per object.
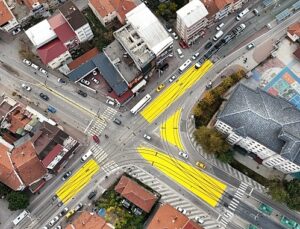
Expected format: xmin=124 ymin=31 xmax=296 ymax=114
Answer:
xmin=178 ymin=59 xmax=192 ymax=73
xmin=13 ymin=210 xmax=30 ymax=226
xmin=130 ymin=94 xmax=152 ymax=115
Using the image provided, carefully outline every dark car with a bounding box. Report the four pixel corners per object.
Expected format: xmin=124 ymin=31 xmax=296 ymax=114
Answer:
xmin=88 ymin=191 xmax=97 ymax=200
xmin=221 ymin=34 xmax=233 ymax=44
xmin=78 ymin=90 xmax=87 ymax=97
xmin=204 ymin=41 xmax=213 ymax=49
xmin=92 ymin=135 xmax=100 ymax=144
xmin=59 ymin=207 xmax=69 ymax=217
xmin=159 ymin=63 xmax=169 ymax=71
xmin=39 ymin=93 xmax=49 ymax=101
xmin=62 ymin=171 xmax=72 ymax=181
xmin=113 ymin=118 xmax=122 ymax=125
xmin=47 ymin=105 xmax=56 ymax=113
xmin=214 ymin=41 xmax=223 ymax=50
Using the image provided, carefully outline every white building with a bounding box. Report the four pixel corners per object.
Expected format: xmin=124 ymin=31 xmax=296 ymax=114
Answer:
xmin=176 ymin=0 xmax=208 ymax=44
xmin=0 ymin=0 xmax=19 ymax=32
xmin=215 ymin=84 xmax=300 ymax=174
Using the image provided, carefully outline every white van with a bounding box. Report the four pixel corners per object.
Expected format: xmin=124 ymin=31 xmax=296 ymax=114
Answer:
xmin=236 ymin=8 xmax=249 ymax=20
xmin=106 ymin=99 xmax=115 ymax=106
xmin=81 ymin=150 xmax=93 ymax=162
xmin=213 ymin=30 xmax=223 ymax=41
xmin=177 ymin=48 xmax=184 ymax=58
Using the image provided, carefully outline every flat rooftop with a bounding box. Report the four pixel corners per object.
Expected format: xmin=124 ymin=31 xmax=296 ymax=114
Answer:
xmin=104 ymin=40 xmax=141 ymax=84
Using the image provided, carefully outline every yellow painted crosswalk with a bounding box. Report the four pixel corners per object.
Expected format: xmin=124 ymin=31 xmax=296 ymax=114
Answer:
xmin=141 ymin=60 xmax=213 ymax=123
xmin=160 ymin=109 xmax=184 ymax=150
xmin=56 ymin=159 xmax=99 ymax=203
xmin=137 ymin=147 xmax=226 ymax=207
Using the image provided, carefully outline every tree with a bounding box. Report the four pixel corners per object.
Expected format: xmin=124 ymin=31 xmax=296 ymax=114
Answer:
xmin=217 ymin=150 xmax=234 ymax=163
xmin=0 ymin=183 xmax=11 ymax=197
xmin=285 ymin=179 xmax=300 ymax=210
xmin=194 ymin=126 xmax=230 ymax=155
xmin=202 ymin=91 xmax=216 ymax=105
xmin=267 ymin=180 xmax=288 ymax=203
xmin=7 ymin=191 xmax=29 ymax=211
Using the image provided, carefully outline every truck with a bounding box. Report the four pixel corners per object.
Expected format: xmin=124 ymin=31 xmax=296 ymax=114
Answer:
xmin=213 ymin=30 xmax=224 ymax=41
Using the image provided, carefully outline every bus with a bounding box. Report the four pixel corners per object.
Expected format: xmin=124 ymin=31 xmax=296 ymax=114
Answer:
xmin=130 ymin=94 xmax=152 ymax=115
xmin=178 ymin=59 xmax=192 ymax=73
xmin=13 ymin=210 xmax=29 ymax=226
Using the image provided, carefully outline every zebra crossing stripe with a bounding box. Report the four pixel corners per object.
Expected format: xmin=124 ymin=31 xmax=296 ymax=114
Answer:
xmin=229 ymin=206 xmax=236 ymax=211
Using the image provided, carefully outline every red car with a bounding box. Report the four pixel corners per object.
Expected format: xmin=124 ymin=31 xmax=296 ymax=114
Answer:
xmin=92 ymin=135 xmax=100 ymax=144
xmin=179 ymin=40 xmax=188 ymax=49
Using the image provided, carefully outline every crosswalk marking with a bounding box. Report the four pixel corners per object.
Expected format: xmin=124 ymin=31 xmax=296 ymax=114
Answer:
xmin=102 ymin=161 xmax=119 ymax=174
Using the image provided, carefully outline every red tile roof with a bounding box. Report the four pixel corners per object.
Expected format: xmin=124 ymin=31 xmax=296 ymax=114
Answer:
xmin=37 ymin=38 xmax=68 ymax=64
xmin=65 ymin=211 xmax=114 ymax=229
xmin=42 ymin=144 xmax=63 ymax=167
xmin=288 ymin=22 xmax=300 ymax=37
xmin=294 ymin=47 xmax=300 ymax=60
xmin=0 ymin=0 xmax=13 ymax=27
xmin=111 ymin=0 xmax=136 ymax=24
xmin=48 ymin=13 xmax=76 ymax=43
xmin=147 ymin=204 xmax=204 ymax=229
xmin=114 ymin=176 xmax=157 ymax=212
xmin=89 ymin=0 xmax=115 ymax=18
xmin=0 ymin=143 xmax=23 ymax=191
xmin=201 ymin=0 xmax=219 ymax=18
xmin=8 ymin=107 xmax=31 ymax=134
xmin=68 ymin=47 xmax=99 ymax=70
xmin=11 ymin=140 xmax=47 ymax=186
xmin=214 ymin=0 xmax=233 ymax=10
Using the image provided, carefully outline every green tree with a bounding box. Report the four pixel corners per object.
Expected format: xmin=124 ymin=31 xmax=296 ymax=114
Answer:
xmin=194 ymin=126 xmax=230 ymax=155
xmin=7 ymin=191 xmax=29 ymax=211
xmin=285 ymin=179 xmax=300 ymax=210
xmin=267 ymin=180 xmax=288 ymax=203
xmin=0 ymin=183 xmax=11 ymax=197
xmin=217 ymin=150 xmax=234 ymax=163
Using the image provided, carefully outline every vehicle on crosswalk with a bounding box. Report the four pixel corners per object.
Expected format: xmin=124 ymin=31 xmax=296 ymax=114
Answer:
xmin=179 ymin=151 xmax=188 ymax=159
xmin=194 ymin=216 xmax=205 ymax=224
xmin=92 ymin=135 xmax=100 ymax=144
xmin=176 ymin=207 xmax=187 ymax=214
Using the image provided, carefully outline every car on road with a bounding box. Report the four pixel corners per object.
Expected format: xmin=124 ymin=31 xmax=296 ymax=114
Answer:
xmin=47 ymin=105 xmax=56 ymax=113
xmin=143 ymin=134 xmax=151 ymax=141
xmin=156 ymin=84 xmax=165 ymax=92
xmin=54 ymin=226 xmax=62 ymax=229
xmin=113 ymin=118 xmax=122 ymax=125
xmin=168 ymin=75 xmax=177 ymax=83
xmin=194 ymin=216 xmax=205 ymax=224
xmin=59 ymin=207 xmax=69 ymax=217
xmin=22 ymin=84 xmax=31 ymax=91
xmin=172 ymin=32 xmax=178 ymax=40
xmin=196 ymin=161 xmax=206 ymax=169
xmin=12 ymin=27 xmax=21 ymax=35
xmin=58 ymin=78 xmax=66 ymax=84
xmin=159 ymin=63 xmax=169 ymax=72
xmin=253 ymin=8 xmax=260 ymax=16
xmin=179 ymin=40 xmax=188 ymax=49
xmin=78 ymin=90 xmax=87 ymax=97
xmin=214 ymin=41 xmax=223 ymax=50
xmin=204 ymin=41 xmax=213 ymax=49
xmin=106 ymin=99 xmax=115 ymax=106
xmin=91 ymin=77 xmax=100 ymax=84
xmin=39 ymin=68 xmax=48 ymax=76
xmin=233 ymin=23 xmax=246 ymax=36
xmin=80 ymin=79 xmax=90 ymax=86
xmin=192 ymin=52 xmax=200 ymax=60
xmin=206 ymin=81 xmax=213 ymax=89
xmin=39 ymin=93 xmax=49 ymax=101
xmin=246 ymin=43 xmax=255 ymax=50
xmin=31 ymin=63 xmax=39 ymax=70
xmin=52 ymin=195 xmax=57 ymax=201
xmin=88 ymin=190 xmax=97 ymax=199
xmin=176 ymin=207 xmax=187 ymax=214
xmin=221 ymin=34 xmax=233 ymax=44
xmin=62 ymin=171 xmax=72 ymax=181
xmin=92 ymin=135 xmax=100 ymax=144
xmin=165 ymin=24 xmax=172 ymax=33
xmin=65 ymin=209 xmax=75 ymax=219
xmin=178 ymin=151 xmax=188 ymax=159
xmin=216 ymin=22 xmax=225 ymax=31
xmin=74 ymin=203 xmax=83 ymax=211
xmin=23 ymin=59 xmax=31 ymax=66
xmin=49 ymin=216 xmax=59 ymax=226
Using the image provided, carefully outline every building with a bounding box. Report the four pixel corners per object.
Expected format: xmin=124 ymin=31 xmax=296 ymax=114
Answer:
xmin=0 ymin=0 xmax=19 ymax=32
xmin=114 ymin=175 xmax=158 ymax=213
xmin=147 ymin=204 xmax=203 ymax=229
xmin=65 ymin=211 xmax=114 ymax=229
xmin=88 ymin=0 xmax=136 ymax=27
xmin=287 ymin=22 xmax=300 ymax=42
xmin=176 ymin=0 xmax=208 ymax=45
xmin=59 ymin=1 xmax=94 ymax=43
xmin=114 ymin=3 xmax=173 ymax=74
xmin=215 ymin=84 xmax=300 ymax=174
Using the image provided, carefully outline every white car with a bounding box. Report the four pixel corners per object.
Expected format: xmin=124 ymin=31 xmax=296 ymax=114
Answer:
xmin=192 ymin=52 xmax=200 ymax=60
xmin=172 ymin=32 xmax=178 ymax=40
xmin=176 ymin=207 xmax=187 ymax=214
xmin=246 ymin=43 xmax=255 ymax=50
xmin=91 ymin=77 xmax=100 ymax=84
xmin=23 ymin=59 xmax=31 ymax=66
xmin=179 ymin=151 xmax=188 ymax=159
xmin=143 ymin=134 xmax=151 ymax=141
xmin=54 ymin=226 xmax=62 ymax=229
xmin=168 ymin=75 xmax=177 ymax=83
xmin=195 ymin=216 xmax=205 ymax=224
xmin=216 ymin=22 xmax=225 ymax=31
xmin=31 ymin=63 xmax=39 ymax=70
xmin=39 ymin=68 xmax=48 ymax=75
xmin=80 ymin=79 xmax=90 ymax=86
xmin=49 ymin=216 xmax=59 ymax=226
xmin=22 ymin=84 xmax=31 ymax=91
xmin=12 ymin=27 xmax=21 ymax=35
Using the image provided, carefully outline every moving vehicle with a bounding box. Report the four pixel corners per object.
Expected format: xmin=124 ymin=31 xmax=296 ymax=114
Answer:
xmin=39 ymin=93 xmax=49 ymax=101
xmin=113 ymin=118 xmax=122 ymax=125
xmin=179 ymin=151 xmax=188 ymax=159
xmin=222 ymin=34 xmax=233 ymax=44
xmin=165 ymin=24 xmax=172 ymax=32
xmin=206 ymin=81 xmax=213 ymax=89
xmin=178 ymin=59 xmax=192 ymax=73
xmin=49 ymin=216 xmax=59 ymax=226
xmin=74 ymin=203 xmax=83 ymax=211
xmin=130 ymin=94 xmax=152 ymax=115
xmin=47 ymin=105 xmax=56 ymax=113
xmin=156 ymin=84 xmax=165 ymax=92
xmin=216 ymin=22 xmax=225 ymax=31
xmin=172 ymin=32 xmax=178 ymax=40
xmin=195 ymin=62 xmax=201 ymax=69
xmin=196 ymin=161 xmax=206 ymax=169
xmin=81 ymin=150 xmax=93 ymax=162
xmin=65 ymin=209 xmax=76 ymax=219
xmin=59 ymin=207 xmax=69 ymax=217
xmin=177 ymin=48 xmax=184 ymax=58
xmin=204 ymin=41 xmax=213 ymax=49
xmin=236 ymin=8 xmax=249 ymax=20
xmin=62 ymin=171 xmax=72 ymax=181
xmin=143 ymin=134 xmax=151 ymax=141
xmin=92 ymin=135 xmax=100 ymax=144
xmin=88 ymin=191 xmax=97 ymax=199
xmin=78 ymin=90 xmax=87 ymax=97
xmin=247 ymin=43 xmax=255 ymax=50
xmin=253 ymin=8 xmax=260 ymax=16
xmin=168 ymin=75 xmax=177 ymax=83
xmin=195 ymin=216 xmax=205 ymax=224
xmin=192 ymin=52 xmax=200 ymax=60
xmin=13 ymin=210 xmax=29 ymax=226
xmin=23 ymin=59 xmax=31 ymax=66
xmin=22 ymin=84 xmax=31 ymax=91
xmin=213 ymin=30 xmax=224 ymax=41
xmin=233 ymin=24 xmax=246 ymax=36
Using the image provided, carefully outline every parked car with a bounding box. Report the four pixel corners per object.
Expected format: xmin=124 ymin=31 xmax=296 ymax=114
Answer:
xmin=221 ymin=34 xmax=233 ymax=44
xmin=176 ymin=207 xmax=187 ymax=214
xmin=143 ymin=134 xmax=151 ymax=141
xmin=121 ymin=199 xmax=131 ymax=208
xmin=133 ymin=207 xmax=143 ymax=215
xmin=206 ymin=81 xmax=213 ymax=89
xmin=47 ymin=105 xmax=56 ymax=113
xmin=30 ymin=63 xmax=39 ymax=70
xmin=39 ymin=67 xmax=48 ymax=75
xmin=91 ymin=77 xmax=100 ymax=84
xmin=23 ymin=59 xmax=31 ymax=66
xmin=74 ymin=203 xmax=83 ymax=211
xmin=192 ymin=52 xmax=200 ymax=60
xmin=159 ymin=63 xmax=169 ymax=71
xmin=196 ymin=161 xmax=206 ymax=169
xmin=216 ymin=22 xmax=225 ymax=31
xmin=88 ymin=190 xmax=97 ymax=200
xmin=92 ymin=135 xmax=100 ymax=144
xmin=172 ymin=32 xmax=178 ymax=40
xmin=106 ymin=99 xmax=115 ymax=106
xmin=168 ymin=75 xmax=177 ymax=83
xmin=165 ymin=24 xmax=172 ymax=32
xmin=59 ymin=207 xmax=69 ymax=217
xmin=253 ymin=8 xmax=260 ymax=16
xmin=78 ymin=90 xmax=87 ymax=97
xmin=246 ymin=43 xmax=255 ymax=50
xmin=178 ymin=151 xmax=188 ymax=159
xmin=39 ymin=93 xmax=49 ymax=101
xmin=179 ymin=40 xmax=188 ymax=49
xmin=156 ymin=84 xmax=165 ymax=92
xmin=204 ymin=41 xmax=213 ymax=49
xmin=49 ymin=216 xmax=59 ymax=226
xmin=54 ymin=226 xmax=62 ymax=229
xmin=62 ymin=171 xmax=72 ymax=181
xmin=58 ymin=78 xmax=66 ymax=84
xmin=22 ymin=83 xmax=31 ymax=91
xmin=113 ymin=118 xmax=122 ymax=125
xmin=80 ymin=79 xmax=90 ymax=86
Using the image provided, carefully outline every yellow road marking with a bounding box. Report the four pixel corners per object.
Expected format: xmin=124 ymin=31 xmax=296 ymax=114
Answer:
xmin=137 ymin=147 xmax=226 ymax=207
xmin=160 ymin=109 xmax=184 ymax=150
xmin=56 ymin=159 xmax=99 ymax=203
xmin=141 ymin=60 xmax=213 ymax=123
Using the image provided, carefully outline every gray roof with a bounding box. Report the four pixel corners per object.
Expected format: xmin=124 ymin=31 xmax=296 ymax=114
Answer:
xmin=67 ymin=53 xmax=128 ymax=96
xmin=218 ymin=84 xmax=300 ymax=165
xmin=59 ymin=1 xmax=87 ymax=30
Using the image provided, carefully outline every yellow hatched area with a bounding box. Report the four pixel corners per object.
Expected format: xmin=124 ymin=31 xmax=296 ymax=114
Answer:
xmin=56 ymin=159 xmax=99 ymax=203
xmin=141 ymin=60 xmax=213 ymax=123
xmin=137 ymin=147 xmax=226 ymax=207
xmin=160 ymin=109 xmax=184 ymax=150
